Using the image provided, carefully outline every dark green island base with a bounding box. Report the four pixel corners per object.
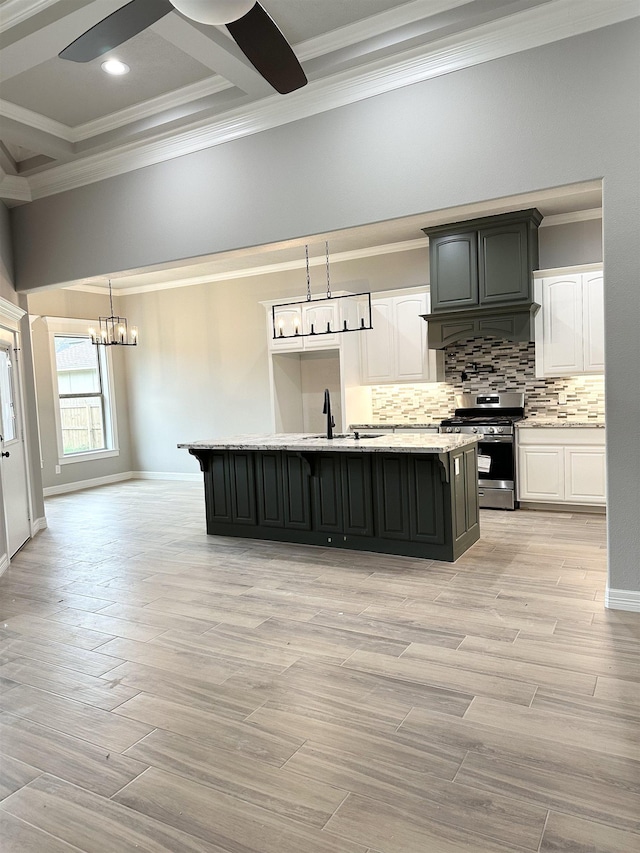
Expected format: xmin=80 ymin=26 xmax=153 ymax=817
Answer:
xmin=186 ymin=442 xmax=480 ymax=562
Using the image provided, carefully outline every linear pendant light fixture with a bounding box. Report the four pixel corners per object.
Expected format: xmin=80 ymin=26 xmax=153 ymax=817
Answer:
xmin=271 ymin=242 xmax=373 ymax=340
xmin=89 ymin=280 xmax=138 ymax=346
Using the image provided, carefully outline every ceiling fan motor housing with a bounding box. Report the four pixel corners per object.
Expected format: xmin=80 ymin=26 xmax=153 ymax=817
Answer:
xmin=170 ymin=0 xmax=254 ymax=25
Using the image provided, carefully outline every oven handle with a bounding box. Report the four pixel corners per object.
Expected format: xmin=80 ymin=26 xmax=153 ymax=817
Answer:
xmin=476 ymin=436 xmax=514 ymax=443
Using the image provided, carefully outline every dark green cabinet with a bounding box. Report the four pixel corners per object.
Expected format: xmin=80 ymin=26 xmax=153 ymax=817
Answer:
xmin=374 ymin=454 xmax=411 ymax=540
xmin=341 ymin=454 xmax=374 ymax=537
xmin=312 ymin=453 xmax=374 ymax=538
xmin=408 ymin=455 xmax=446 ymax=544
xmin=312 ymin=454 xmax=343 ymax=533
xmin=425 ymin=209 xmax=542 ymax=313
xmin=255 ymin=451 xmax=284 ymax=527
xmin=283 ymin=453 xmax=312 ymax=530
xmin=189 ymin=445 xmax=480 ymax=562
xmin=229 ymin=452 xmax=256 ymax=525
xmin=429 ymin=231 xmax=478 ymax=310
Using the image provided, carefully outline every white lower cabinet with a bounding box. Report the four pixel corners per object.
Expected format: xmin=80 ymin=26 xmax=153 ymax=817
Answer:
xmin=518 ymin=428 xmax=606 ymax=506
xmin=360 ymin=289 xmax=443 ymax=384
xmin=519 ymin=445 xmax=565 ymax=502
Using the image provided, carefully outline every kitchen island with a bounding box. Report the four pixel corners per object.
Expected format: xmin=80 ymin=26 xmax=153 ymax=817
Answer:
xmin=179 ymin=433 xmax=480 ymax=561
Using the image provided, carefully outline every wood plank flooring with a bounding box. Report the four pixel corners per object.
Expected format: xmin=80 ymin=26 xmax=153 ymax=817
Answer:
xmin=0 ymin=480 xmax=638 ymax=852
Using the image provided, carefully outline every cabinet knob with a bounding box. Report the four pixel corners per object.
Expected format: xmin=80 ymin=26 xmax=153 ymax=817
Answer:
xmin=1 ymin=451 xmax=9 ymax=458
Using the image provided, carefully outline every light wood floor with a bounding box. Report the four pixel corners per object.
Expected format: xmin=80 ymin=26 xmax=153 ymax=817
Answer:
xmin=0 ymin=480 xmax=638 ymax=853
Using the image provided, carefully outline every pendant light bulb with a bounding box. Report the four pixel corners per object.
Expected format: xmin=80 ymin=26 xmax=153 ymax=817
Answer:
xmin=170 ymin=0 xmax=254 ymax=25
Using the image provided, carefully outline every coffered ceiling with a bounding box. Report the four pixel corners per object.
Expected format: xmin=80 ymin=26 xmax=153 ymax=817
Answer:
xmin=1 ymin=0 xmax=636 ymax=209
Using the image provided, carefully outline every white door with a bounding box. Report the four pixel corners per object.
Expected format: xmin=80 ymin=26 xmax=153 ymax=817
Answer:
xmin=518 ymin=445 xmax=564 ymax=501
xmin=542 ymin=275 xmax=583 ymax=376
xmin=0 ymin=329 xmax=31 ymax=557
xmin=564 ymin=446 xmax=607 ymax=505
xmin=582 ymin=271 xmax=605 ymax=373
xmin=360 ymin=298 xmax=395 ymax=383
xmin=270 ymin=305 xmax=303 ymax=351
xmin=394 ymin=293 xmax=427 ymax=381
xmin=301 ymin=302 xmax=339 ymax=349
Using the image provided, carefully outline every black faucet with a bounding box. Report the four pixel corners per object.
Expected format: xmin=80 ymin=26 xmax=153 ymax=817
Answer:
xmin=323 ymin=388 xmax=335 ymax=440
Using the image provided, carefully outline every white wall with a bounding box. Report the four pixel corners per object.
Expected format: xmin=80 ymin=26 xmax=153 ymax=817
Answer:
xmin=9 ymin=22 xmax=640 ymax=595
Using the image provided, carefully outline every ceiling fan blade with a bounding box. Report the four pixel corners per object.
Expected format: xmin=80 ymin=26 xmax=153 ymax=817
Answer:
xmin=59 ymin=0 xmax=174 ymax=62
xmin=225 ymin=3 xmax=307 ymax=94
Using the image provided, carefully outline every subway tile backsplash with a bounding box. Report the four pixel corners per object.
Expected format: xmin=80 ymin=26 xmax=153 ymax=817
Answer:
xmin=371 ymin=337 xmax=605 ymax=422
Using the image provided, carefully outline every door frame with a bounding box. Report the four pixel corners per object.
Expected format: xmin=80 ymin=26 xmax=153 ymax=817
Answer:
xmin=0 ymin=297 xmax=40 ymax=574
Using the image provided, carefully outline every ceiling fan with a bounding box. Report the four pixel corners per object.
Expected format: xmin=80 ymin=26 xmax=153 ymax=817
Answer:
xmin=58 ymin=0 xmax=307 ymax=94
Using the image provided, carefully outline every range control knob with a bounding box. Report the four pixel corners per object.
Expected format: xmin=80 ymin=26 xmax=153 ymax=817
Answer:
xmin=487 ymin=426 xmax=496 ymax=434
xmin=496 ymin=426 xmax=504 ymax=434
xmin=472 ymin=427 xmax=478 ymax=433
xmin=455 ymin=427 xmax=461 ymax=433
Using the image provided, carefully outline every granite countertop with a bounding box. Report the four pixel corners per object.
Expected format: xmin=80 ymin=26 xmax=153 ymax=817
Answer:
xmin=349 ymin=423 xmax=441 ymax=430
xmin=518 ymin=419 xmax=605 ymax=429
xmin=178 ymin=432 xmax=478 ymax=454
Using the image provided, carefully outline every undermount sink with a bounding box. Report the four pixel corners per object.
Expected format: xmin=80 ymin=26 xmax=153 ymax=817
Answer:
xmin=300 ymin=433 xmax=383 ymax=440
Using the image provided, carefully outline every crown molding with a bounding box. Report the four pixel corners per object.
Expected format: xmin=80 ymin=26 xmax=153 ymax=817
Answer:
xmin=0 ymin=295 xmax=27 ymax=322
xmin=0 ymin=0 xmax=60 ymax=33
xmin=19 ymin=0 xmax=640 ymax=201
xmin=539 ymin=208 xmax=602 ymax=227
xmin=67 ymin=238 xmax=429 ymax=296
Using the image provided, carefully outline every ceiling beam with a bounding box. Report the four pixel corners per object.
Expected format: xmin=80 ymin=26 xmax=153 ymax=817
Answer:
xmin=151 ymin=14 xmax=274 ymax=98
xmin=0 ymin=114 xmax=74 ymax=161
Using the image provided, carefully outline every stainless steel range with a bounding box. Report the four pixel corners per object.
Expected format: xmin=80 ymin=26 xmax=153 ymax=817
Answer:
xmin=440 ymin=392 xmax=525 ymax=510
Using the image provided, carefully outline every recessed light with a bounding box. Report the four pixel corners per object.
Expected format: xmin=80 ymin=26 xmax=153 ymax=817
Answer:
xmin=101 ymin=59 xmax=130 ymax=76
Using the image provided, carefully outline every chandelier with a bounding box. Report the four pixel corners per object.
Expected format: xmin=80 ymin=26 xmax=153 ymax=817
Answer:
xmin=90 ymin=280 xmax=137 ymax=347
xmin=271 ymin=242 xmax=373 ymax=340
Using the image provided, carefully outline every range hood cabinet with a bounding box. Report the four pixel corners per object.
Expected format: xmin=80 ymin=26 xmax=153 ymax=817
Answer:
xmin=421 ymin=208 xmax=542 ymax=348
xmin=420 ymin=302 xmax=540 ymax=349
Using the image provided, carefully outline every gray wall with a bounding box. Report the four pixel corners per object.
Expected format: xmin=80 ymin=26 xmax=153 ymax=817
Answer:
xmin=0 ymin=203 xmax=17 ymax=306
xmin=9 ymin=22 xmax=640 ymax=595
xmin=538 ymin=219 xmax=602 ymax=269
xmin=27 ymin=289 xmax=133 ymax=489
xmin=0 ymin=204 xmax=44 ymax=533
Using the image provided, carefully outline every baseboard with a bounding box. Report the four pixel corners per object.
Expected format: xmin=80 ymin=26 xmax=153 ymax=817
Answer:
xmin=519 ymin=501 xmax=606 ymax=514
xmin=605 ymin=587 xmax=640 ymax=612
xmin=131 ymin=471 xmax=201 ymax=482
xmin=43 ymin=471 xmax=133 ymax=496
xmin=30 ymin=516 xmax=47 ymax=535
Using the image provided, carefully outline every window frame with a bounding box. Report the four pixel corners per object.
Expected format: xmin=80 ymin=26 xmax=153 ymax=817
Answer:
xmin=45 ymin=317 xmax=120 ymax=465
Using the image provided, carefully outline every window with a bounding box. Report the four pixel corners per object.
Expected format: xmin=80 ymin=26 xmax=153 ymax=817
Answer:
xmin=54 ymin=336 xmax=106 ymax=455
xmin=45 ymin=318 xmax=119 ymax=464
xmin=0 ymin=346 xmax=17 ymax=442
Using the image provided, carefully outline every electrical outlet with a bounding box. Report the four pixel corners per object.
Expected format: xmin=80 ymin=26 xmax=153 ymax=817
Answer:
xmin=55 ymin=465 xmax=61 ymax=474
xmin=558 ymin=392 xmax=567 ymax=405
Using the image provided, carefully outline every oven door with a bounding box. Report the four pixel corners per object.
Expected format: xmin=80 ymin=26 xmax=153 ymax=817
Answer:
xmin=476 ymin=435 xmax=517 ymax=509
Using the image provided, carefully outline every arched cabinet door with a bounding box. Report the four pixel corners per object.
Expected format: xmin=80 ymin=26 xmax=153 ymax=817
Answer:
xmin=582 ymin=270 xmax=605 ymax=373
xmin=534 ymin=266 xmax=604 ymax=378
xmin=541 ymin=275 xmax=583 ymax=376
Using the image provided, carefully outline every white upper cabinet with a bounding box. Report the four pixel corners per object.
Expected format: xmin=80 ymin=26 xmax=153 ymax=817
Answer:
xmin=360 ymin=290 xmax=444 ymax=385
xmin=268 ymin=300 xmax=341 ymax=351
xmin=582 ymin=270 xmax=605 ymax=373
xmin=534 ymin=264 xmax=604 ymax=377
